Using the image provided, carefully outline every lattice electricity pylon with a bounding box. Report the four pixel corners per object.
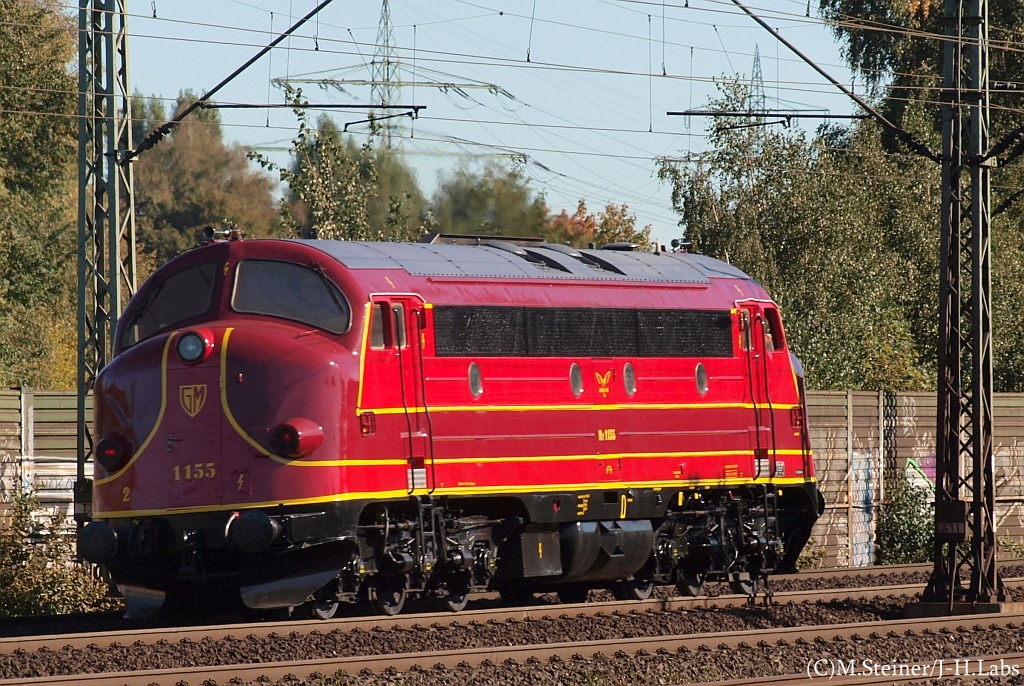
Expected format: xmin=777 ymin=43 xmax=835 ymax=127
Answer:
xmin=749 ymin=45 xmax=766 ymax=114
xmin=722 ymin=0 xmax=1003 ymax=609
xmin=923 ymin=0 xmax=1003 ymax=605
xmin=76 ymin=0 xmax=137 ymax=528
xmin=372 ymin=0 xmax=400 ymax=147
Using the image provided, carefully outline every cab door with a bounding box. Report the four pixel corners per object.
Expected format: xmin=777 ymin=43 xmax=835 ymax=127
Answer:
xmin=372 ymin=295 xmax=433 ymax=494
xmin=737 ymin=301 xmax=776 ymax=479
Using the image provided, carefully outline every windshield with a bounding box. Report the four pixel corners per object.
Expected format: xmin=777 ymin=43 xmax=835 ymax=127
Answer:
xmin=120 ymin=261 xmax=217 ymax=348
xmin=231 ymin=259 xmax=350 ymax=334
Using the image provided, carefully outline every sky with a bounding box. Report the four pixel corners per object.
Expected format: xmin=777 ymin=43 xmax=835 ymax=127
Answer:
xmin=120 ymin=0 xmax=861 ymax=246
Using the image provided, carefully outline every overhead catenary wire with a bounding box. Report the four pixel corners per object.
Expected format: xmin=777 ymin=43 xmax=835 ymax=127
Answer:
xmin=127 ymin=0 xmax=337 ymax=161
xmin=39 ymin=0 xmax=1024 ymax=239
xmin=15 ymin=7 xmax=1013 ymax=104
xmin=13 ymin=2 xmax=1024 ymax=89
xmin=725 ymin=0 xmax=939 ymax=162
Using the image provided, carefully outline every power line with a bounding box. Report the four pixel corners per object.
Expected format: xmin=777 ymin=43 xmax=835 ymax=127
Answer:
xmin=128 ymin=0 xmax=338 ymax=161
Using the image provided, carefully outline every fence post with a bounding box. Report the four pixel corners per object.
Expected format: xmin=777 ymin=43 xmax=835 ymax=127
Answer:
xmin=19 ymin=387 xmax=33 ymax=490
xmin=847 ymin=390 xmax=854 ymax=567
xmin=878 ymin=390 xmax=884 ymax=511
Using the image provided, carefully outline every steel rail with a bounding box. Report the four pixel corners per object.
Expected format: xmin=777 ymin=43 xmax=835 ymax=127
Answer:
xmin=0 ymin=583 xmax=934 ymax=654
xmin=12 ymin=576 xmax=1024 ymax=655
xmin=6 ymin=611 xmax=1024 ymax=686
xmin=0 ymin=559 xmax=1009 ymax=643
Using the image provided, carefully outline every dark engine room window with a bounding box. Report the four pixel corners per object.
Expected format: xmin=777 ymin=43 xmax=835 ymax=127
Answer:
xmin=232 ymin=260 xmax=350 ymax=334
xmin=433 ymin=306 xmax=733 ymax=358
xmin=434 ymin=306 xmax=527 ymax=355
xmin=120 ymin=261 xmax=217 ymax=347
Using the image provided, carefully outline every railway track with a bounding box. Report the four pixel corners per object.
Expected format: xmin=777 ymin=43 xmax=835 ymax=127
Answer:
xmin=6 ymin=610 xmax=1024 ymax=686
xmin=0 ymin=582 xmax=929 ymax=654
xmin=2 ymin=559 xmax=1016 ymax=642
xmin=2 ymin=563 xmax=1021 ymax=686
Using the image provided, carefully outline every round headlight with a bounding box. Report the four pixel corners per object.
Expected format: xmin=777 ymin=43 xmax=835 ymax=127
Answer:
xmin=177 ymin=332 xmax=207 ymax=363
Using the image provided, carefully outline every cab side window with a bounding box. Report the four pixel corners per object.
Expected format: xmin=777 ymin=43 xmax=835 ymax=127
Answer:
xmin=370 ymin=303 xmax=388 ymax=350
xmin=392 ymin=303 xmax=408 ymax=349
xmin=739 ymin=309 xmax=752 ymax=352
xmin=763 ymin=314 xmax=776 ymax=352
xmin=764 ymin=308 xmax=785 ymax=351
xmin=369 ymin=302 xmax=409 ymax=350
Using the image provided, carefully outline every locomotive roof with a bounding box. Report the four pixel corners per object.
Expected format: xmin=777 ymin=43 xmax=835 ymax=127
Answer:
xmin=294 ymin=239 xmax=750 ymax=285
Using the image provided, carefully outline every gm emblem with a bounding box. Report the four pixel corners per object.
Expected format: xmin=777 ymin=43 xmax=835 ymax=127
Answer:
xmin=179 ymin=384 xmax=208 ymax=418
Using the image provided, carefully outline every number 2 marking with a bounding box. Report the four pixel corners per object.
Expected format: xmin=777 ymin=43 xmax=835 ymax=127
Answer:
xmin=122 ymin=487 xmax=131 ymax=503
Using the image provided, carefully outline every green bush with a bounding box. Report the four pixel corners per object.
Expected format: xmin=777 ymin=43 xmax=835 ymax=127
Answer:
xmin=875 ymin=470 xmax=934 ymax=564
xmin=0 ymin=489 xmax=116 ymax=616
xmin=797 ymin=536 xmax=827 ymax=570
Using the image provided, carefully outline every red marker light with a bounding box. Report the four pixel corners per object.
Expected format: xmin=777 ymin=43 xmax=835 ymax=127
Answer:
xmin=269 ymin=418 xmax=324 ymax=459
xmin=96 ymin=433 xmax=132 ymax=472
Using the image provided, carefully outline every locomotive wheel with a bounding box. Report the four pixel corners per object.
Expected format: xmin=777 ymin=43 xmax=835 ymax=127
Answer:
xmin=676 ymin=567 xmax=707 ymax=597
xmin=556 ymin=585 xmax=588 ymax=604
xmin=299 ymin=582 xmax=341 ymax=620
xmin=435 ymin=584 xmax=470 ymax=613
xmin=368 ymin=576 xmax=407 ymax=616
xmin=611 ymin=578 xmax=655 ymax=601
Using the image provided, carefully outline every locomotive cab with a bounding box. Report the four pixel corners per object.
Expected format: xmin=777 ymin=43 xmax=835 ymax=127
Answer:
xmin=82 ymin=240 xmax=372 ymax=615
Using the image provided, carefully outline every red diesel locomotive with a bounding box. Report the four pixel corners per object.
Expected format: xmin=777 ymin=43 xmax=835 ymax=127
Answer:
xmin=80 ymin=234 xmax=821 ymax=618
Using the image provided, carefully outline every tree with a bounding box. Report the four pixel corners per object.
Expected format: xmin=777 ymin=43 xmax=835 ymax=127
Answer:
xmin=371 ymin=144 xmax=428 ymax=242
xmin=133 ymin=91 xmax=277 ymax=265
xmin=593 ymin=203 xmax=653 ymax=250
xmin=0 ymin=0 xmax=76 ymax=194
xmin=0 ymin=489 xmax=114 ymax=616
xmin=0 ymin=0 xmax=78 ymax=388
xmin=874 ymin=470 xmax=933 ymax=564
xmin=549 ymin=201 xmax=598 ymax=246
xmin=0 ymin=186 xmax=77 ymax=388
xmin=429 ymin=161 xmax=550 ymax=237
xmin=548 ymin=200 xmax=653 ymax=249
xmin=255 ymin=91 xmax=424 ymax=242
xmin=657 ymin=82 xmax=936 ymax=391
xmin=267 ymin=112 xmax=377 ymax=241
xmin=815 ymin=1 xmax=1024 ymax=391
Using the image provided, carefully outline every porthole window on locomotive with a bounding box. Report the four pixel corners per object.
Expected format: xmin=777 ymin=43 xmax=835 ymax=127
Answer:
xmin=468 ymin=362 xmax=483 ymax=399
xmin=570 ymin=362 xmax=584 ymax=398
xmin=623 ymin=362 xmax=637 ymax=396
xmin=695 ymin=362 xmax=709 ymax=396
